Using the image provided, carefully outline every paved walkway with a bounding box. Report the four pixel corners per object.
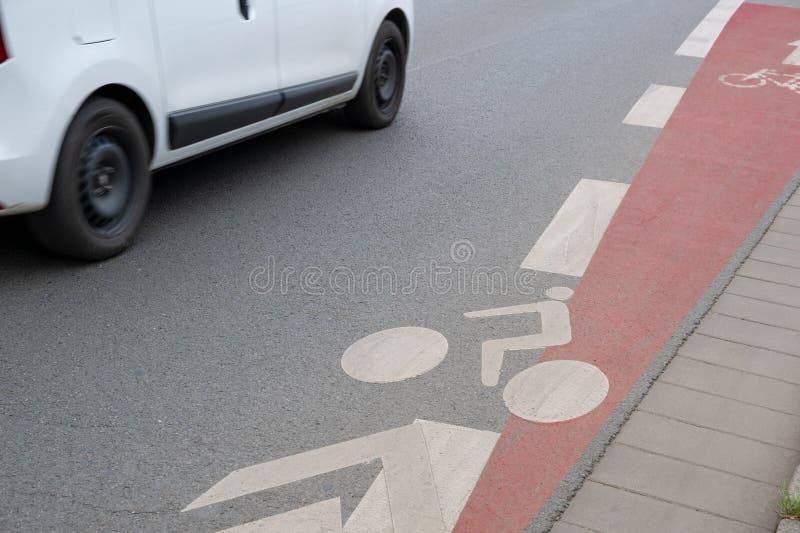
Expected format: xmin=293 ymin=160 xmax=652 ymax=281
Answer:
xmin=552 ymin=191 xmax=800 ymax=533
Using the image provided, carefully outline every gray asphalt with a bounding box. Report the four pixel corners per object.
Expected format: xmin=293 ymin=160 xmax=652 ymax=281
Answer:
xmin=0 ymin=0 xmax=720 ymax=530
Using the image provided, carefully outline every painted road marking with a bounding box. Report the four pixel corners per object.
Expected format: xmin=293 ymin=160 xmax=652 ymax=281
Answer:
xmin=675 ymin=0 xmax=744 ymax=58
xmin=719 ymin=69 xmax=800 ymax=94
xmin=520 ymin=179 xmax=629 ymax=277
xmin=184 ymin=422 xmax=443 ymax=531
xmin=220 ymin=498 xmax=343 ymax=533
xmin=186 ymin=420 xmax=499 ymax=533
xmin=784 ymin=40 xmax=800 ymax=65
xmin=622 ymin=84 xmax=686 ymax=128
xmin=502 ymin=361 xmax=609 ymax=423
xmin=346 ymin=421 xmax=499 ymax=533
xmin=344 ymin=472 xmax=393 ymax=533
xmin=545 ymin=286 xmax=574 ymax=301
xmin=456 ymin=4 xmax=800 ymax=531
xmin=341 ymin=327 xmax=448 ymax=383
xmin=465 ymin=299 xmax=572 ymax=387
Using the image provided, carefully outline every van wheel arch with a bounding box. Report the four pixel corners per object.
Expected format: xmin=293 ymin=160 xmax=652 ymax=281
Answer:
xmin=85 ymin=84 xmax=156 ymax=160
xmin=385 ymin=8 xmax=410 ymax=49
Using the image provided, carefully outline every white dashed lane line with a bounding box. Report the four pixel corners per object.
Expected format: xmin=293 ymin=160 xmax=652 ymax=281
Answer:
xmin=520 ymin=179 xmax=629 ymax=277
xmin=623 ymin=84 xmax=686 ymax=129
xmin=675 ymin=0 xmax=745 ymax=58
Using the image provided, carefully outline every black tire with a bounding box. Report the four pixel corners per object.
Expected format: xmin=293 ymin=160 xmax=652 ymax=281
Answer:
xmin=345 ymin=20 xmax=407 ymax=129
xmin=28 ymin=98 xmax=151 ymax=261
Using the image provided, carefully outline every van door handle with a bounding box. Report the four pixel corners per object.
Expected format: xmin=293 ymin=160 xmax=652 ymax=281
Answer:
xmin=239 ymin=0 xmax=251 ymax=20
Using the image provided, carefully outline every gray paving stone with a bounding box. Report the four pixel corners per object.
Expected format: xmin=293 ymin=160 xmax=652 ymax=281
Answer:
xmin=739 ymin=260 xmax=800 ymax=289
xmin=782 ymin=205 xmax=800 ymax=221
xmin=727 ymin=276 xmax=800 ymax=309
xmin=773 ymin=217 xmax=800 ymax=236
xmin=752 ymin=244 xmax=800 ymax=269
xmin=549 ymin=521 xmax=596 ymax=533
xmin=560 ymin=480 xmax=766 ymax=533
xmin=712 ymin=294 xmax=800 ymax=333
xmin=698 ymin=314 xmax=800 ymax=356
xmin=661 ymin=356 xmax=800 ymax=414
xmin=589 ymin=445 xmax=780 ymax=528
xmin=639 ymin=382 xmax=800 ymax=451
xmin=679 ymin=335 xmax=800 ymax=384
xmin=616 ymin=411 xmax=800 ymax=485
xmin=789 ymin=191 xmax=800 ymax=207
xmin=763 ymin=231 xmax=800 ymax=252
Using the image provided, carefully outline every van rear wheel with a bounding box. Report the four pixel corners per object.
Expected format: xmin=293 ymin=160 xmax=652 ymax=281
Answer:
xmin=28 ymin=98 xmax=151 ymax=261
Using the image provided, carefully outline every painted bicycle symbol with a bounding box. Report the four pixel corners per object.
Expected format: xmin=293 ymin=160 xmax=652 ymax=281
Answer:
xmin=720 ymin=68 xmax=800 ymax=94
xmin=340 ymin=286 xmax=608 ymax=423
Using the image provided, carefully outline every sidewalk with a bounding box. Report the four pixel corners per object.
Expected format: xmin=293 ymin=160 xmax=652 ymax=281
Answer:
xmin=551 ymin=191 xmax=800 ymax=533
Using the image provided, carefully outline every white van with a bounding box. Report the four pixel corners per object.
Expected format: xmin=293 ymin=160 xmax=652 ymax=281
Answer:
xmin=0 ymin=0 xmax=413 ymax=259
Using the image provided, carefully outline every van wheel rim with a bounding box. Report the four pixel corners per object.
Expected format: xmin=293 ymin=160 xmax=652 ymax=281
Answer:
xmin=77 ymin=132 xmax=132 ymax=234
xmin=374 ymin=40 xmax=399 ymax=109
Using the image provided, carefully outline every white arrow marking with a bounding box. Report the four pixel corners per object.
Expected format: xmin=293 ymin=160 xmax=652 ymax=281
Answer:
xmin=220 ymin=498 xmax=343 ymax=533
xmin=344 ymin=421 xmax=499 ymax=533
xmin=185 ymin=420 xmax=500 ymax=533
xmin=783 ymin=40 xmax=800 ymax=66
xmin=184 ymin=424 xmax=443 ymax=532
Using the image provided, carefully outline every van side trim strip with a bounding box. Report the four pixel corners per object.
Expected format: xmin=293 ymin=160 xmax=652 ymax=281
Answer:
xmin=168 ymin=71 xmax=359 ymax=149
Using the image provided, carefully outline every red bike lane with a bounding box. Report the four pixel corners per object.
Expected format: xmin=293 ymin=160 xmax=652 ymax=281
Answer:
xmin=455 ymin=4 xmax=800 ymax=531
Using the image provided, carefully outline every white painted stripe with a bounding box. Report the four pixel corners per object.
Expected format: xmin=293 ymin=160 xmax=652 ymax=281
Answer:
xmin=623 ymin=84 xmax=686 ymax=129
xmin=220 ymin=498 xmax=343 ymax=532
xmin=520 ymin=179 xmax=629 ymax=277
xmin=783 ymin=40 xmax=800 ymax=66
xmin=675 ymin=0 xmax=745 ymax=58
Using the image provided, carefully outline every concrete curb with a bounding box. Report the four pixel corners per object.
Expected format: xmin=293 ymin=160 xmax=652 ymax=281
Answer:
xmin=778 ymin=466 xmax=800 ymax=532
xmin=530 ymin=170 xmax=800 ymax=533
xmin=778 ymin=519 xmax=800 ymax=533
xmin=778 ymin=522 xmax=800 ymax=533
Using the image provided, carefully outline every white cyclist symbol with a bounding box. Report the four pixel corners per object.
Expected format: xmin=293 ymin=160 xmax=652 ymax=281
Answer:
xmin=342 ymin=286 xmax=609 ymax=424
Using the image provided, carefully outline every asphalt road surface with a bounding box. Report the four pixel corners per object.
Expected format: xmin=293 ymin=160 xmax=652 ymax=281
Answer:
xmin=0 ymin=0 xmax=750 ymax=530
